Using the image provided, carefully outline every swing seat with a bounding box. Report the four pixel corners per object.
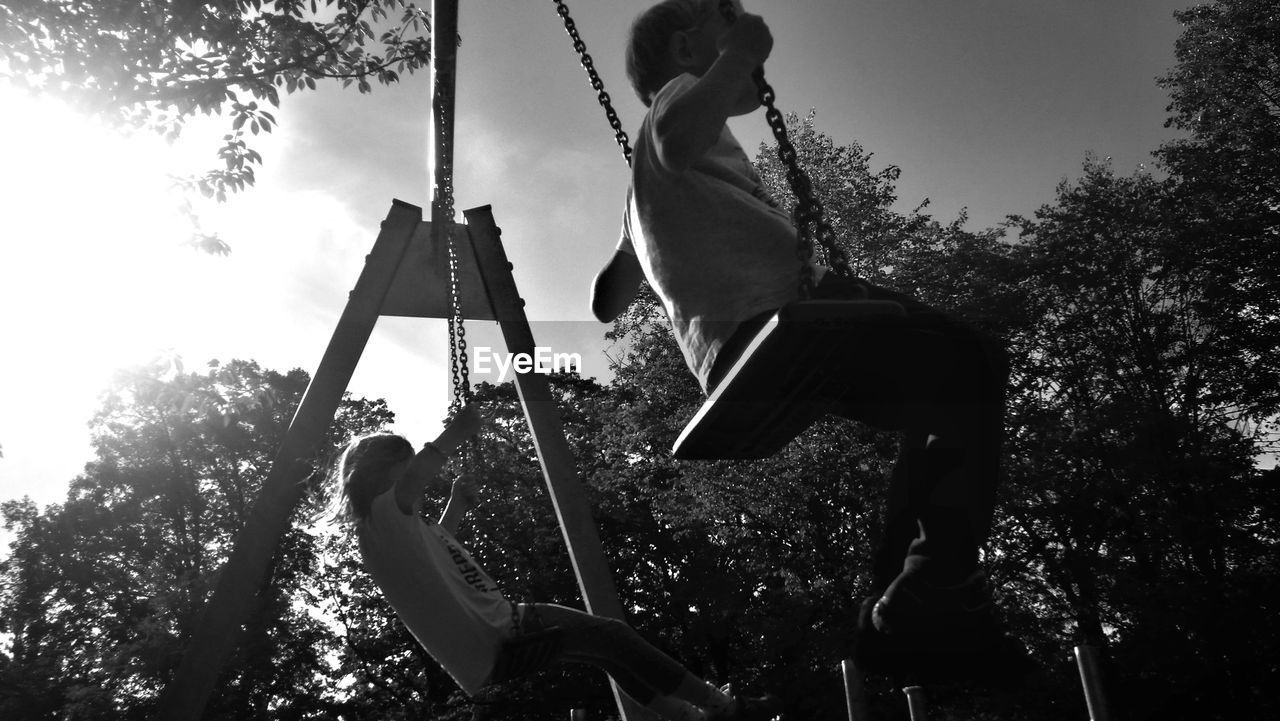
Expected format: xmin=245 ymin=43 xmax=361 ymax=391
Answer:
xmin=488 ymin=627 xmax=566 ymax=684
xmin=673 ymin=299 xmax=909 ymax=460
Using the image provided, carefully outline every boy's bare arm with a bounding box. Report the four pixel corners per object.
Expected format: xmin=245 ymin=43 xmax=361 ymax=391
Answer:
xmin=591 ymin=249 xmax=643 ymax=322
xmin=654 ymin=13 xmax=772 ymax=172
xmin=395 ymin=405 xmax=482 ymax=512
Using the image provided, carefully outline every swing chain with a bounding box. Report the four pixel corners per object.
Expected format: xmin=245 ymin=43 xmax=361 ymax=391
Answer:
xmin=717 ymin=0 xmax=853 ymax=291
xmin=446 ymin=240 xmax=471 ymax=412
xmin=552 ymin=0 xmax=634 ymax=166
xmin=434 ymin=70 xmax=471 ymax=412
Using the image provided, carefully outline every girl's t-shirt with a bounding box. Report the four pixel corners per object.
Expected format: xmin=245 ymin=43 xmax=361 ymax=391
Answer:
xmin=356 ymin=489 xmax=515 ymax=695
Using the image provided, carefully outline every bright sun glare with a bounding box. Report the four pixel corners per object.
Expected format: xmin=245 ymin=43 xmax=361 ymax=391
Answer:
xmin=0 ymin=86 xmax=237 ymax=501
xmin=0 ymin=84 xmax=431 ymax=508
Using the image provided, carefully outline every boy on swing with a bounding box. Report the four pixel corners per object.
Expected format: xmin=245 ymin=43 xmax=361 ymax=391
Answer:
xmin=592 ymin=0 xmax=1028 ymax=680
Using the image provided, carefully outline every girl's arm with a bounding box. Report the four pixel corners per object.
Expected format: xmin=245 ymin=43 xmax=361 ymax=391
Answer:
xmin=439 ymin=475 xmax=478 ymax=534
xmin=395 ymin=405 xmax=482 ymax=515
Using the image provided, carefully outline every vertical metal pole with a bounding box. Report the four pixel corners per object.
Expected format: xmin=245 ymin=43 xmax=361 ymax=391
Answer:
xmin=841 ymin=659 xmax=870 ymax=721
xmin=429 ymin=0 xmax=458 ymax=227
xmin=902 ymin=686 xmax=928 ymax=721
xmin=1075 ymin=645 xmax=1112 ymax=721
xmin=463 ymin=206 xmax=642 ymax=721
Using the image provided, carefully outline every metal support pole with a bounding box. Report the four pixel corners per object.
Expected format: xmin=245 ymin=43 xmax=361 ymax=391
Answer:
xmin=429 ymin=0 xmax=458 ymax=226
xmin=1075 ymin=645 xmax=1112 ymax=721
xmin=155 ymin=202 xmax=423 ymax=721
xmin=841 ymin=659 xmax=871 ymax=721
xmin=903 ymin=686 xmax=928 ymax=721
xmin=463 ymin=205 xmax=642 ymax=721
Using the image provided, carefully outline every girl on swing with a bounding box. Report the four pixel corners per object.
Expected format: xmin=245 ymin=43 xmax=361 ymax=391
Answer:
xmin=326 ymin=405 xmax=781 ymax=721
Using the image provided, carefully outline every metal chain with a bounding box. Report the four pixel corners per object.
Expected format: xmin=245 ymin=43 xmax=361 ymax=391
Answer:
xmin=552 ymin=0 xmax=633 ymax=166
xmin=446 ymin=239 xmax=471 ymax=412
xmin=434 ymin=72 xmax=470 ymax=412
xmin=717 ymin=0 xmax=853 ymax=293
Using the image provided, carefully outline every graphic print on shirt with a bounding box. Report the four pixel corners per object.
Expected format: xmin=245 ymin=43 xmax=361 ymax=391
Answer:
xmin=434 ymin=527 xmax=496 ymax=594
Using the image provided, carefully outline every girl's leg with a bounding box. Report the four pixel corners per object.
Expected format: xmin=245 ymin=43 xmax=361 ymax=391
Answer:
xmin=519 ymin=603 xmax=732 ymax=717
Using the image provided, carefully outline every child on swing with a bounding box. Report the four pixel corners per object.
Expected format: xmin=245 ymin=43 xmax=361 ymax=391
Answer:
xmin=592 ymin=0 xmax=1028 ymax=680
xmin=327 ymin=405 xmax=782 ymax=720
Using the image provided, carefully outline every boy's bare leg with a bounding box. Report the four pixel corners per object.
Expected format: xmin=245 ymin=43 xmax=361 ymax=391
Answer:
xmin=812 ymin=278 xmax=1029 ymax=681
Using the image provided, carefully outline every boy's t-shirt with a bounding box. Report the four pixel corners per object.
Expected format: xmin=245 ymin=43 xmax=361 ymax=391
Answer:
xmin=356 ymin=489 xmax=514 ymax=695
xmin=620 ymin=73 xmax=824 ymax=391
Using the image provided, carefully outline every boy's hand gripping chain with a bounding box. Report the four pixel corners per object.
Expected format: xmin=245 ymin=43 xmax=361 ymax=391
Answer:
xmin=718 ymin=0 xmax=855 ymax=295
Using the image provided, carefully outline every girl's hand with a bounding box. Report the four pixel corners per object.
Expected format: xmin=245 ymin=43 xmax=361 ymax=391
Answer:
xmin=436 ymin=405 xmax=482 ymax=453
xmin=438 ymin=473 xmax=479 ymax=532
xmin=450 ymin=474 xmax=479 ymax=508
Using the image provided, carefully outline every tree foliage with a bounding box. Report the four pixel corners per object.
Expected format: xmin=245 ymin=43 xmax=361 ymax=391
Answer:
xmin=0 ymin=1 xmax=435 ymax=251
xmin=1155 ymin=0 xmax=1280 ymax=399
xmin=0 ymin=359 xmax=393 ymax=719
xmin=999 ymin=157 xmax=1279 ymax=719
xmin=1159 ymin=0 xmax=1279 ymax=158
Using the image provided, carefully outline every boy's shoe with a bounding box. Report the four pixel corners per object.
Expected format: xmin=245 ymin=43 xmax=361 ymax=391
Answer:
xmin=871 ymin=564 xmax=993 ymax=636
xmin=709 ymin=693 xmax=784 ymax=721
xmin=853 ymin=565 xmax=1036 ymax=687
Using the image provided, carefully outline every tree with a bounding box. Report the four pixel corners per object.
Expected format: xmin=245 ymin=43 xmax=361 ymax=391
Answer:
xmin=752 ymin=109 xmax=933 ymax=289
xmin=1159 ymin=0 xmax=1279 ymax=173
xmin=1003 ymin=157 xmax=1280 ymax=720
xmin=0 ymin=359 xmax=393 ymax=719
xmin=1155 ymin=0 xmax=1280 ymax=417
xmin=0 ymin=1 xmax=435 ymax=251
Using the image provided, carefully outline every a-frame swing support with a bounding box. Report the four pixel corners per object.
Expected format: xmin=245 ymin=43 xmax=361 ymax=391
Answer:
xmin=465 ymin=207 xmax=647 ymax=721
xmin=154 ymin=201 xmax=424 ymax=721
xmin=157 ymin=202 xmax=645 ymax=721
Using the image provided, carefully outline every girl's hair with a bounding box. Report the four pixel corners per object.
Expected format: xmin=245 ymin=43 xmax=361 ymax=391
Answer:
xmin=325 ymin=433 xmax=414 ymax=526
xmin=626 ymin=0 xmax=717 ymax=106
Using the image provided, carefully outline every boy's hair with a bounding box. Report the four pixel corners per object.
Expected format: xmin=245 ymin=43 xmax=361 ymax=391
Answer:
xmin=325 ymin=433 xmax=414 ymax=526
xmin=626 ymin=0 xmax=717 ymax=106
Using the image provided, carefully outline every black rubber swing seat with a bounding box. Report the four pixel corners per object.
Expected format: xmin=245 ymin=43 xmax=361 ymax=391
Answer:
xmin=673 ymin=299 xmax=909 ymax=460
xmin=488 ymin=627 xmax=566 ymax=684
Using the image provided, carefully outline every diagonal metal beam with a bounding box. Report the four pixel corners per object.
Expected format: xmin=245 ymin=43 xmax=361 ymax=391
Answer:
xmin=156 ymin=201 xmax=423 ymax=721
xmin=464 ymin=205 xmax=643 ymax=721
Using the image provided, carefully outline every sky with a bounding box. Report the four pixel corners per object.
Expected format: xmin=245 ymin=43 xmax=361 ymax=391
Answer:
xmin=0 ymin=0 xmax=1195 ymax=511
